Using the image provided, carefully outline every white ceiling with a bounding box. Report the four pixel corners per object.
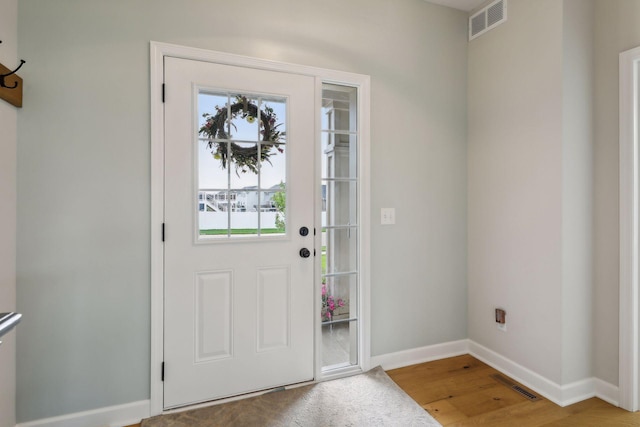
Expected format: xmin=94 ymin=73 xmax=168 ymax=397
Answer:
xmin=425 ymin=0 xmax=486 ymax=12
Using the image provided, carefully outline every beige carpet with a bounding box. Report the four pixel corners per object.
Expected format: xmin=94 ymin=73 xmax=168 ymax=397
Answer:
xmin=142 ymin=366 xmax=441 ymax=427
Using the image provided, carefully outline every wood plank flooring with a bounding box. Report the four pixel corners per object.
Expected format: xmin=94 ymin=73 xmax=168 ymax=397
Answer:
xmin=387 ymin=354 xmax=640 ymax=426
xmin=127 ymin=354 xmax=639 ymax=426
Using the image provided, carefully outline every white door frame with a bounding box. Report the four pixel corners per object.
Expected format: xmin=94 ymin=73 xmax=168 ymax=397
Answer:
xmin=619 ymin=45 xmax=640 ymax=412
xmin=149 ymin=41 xmax=370 ymax=415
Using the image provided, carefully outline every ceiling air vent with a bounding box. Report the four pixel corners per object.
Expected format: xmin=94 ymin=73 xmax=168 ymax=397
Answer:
xmin=469 ymin=0 xmax=507 ymax=41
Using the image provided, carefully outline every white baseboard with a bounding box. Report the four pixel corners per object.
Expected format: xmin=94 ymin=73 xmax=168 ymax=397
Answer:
xmin=370 ymin=339 xmax=468 ymax=370
xmin=594 ymin=377 xmax=620 ymax=407
xmin=15 ymin=341 xmax=621 ymax=427
xmin=15 ymin=400 xmax=149 ymax=427
xmin=468 ymin=340 xmax=619 ymax=408
xmin=468 ymin=340 xmax=567 ymax=406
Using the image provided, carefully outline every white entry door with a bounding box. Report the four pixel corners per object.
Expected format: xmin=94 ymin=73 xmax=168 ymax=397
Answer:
xmin=163 ymin=57 xmax=316 ymax=409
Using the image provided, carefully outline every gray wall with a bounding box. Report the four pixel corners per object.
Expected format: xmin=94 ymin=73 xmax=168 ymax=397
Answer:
xmin=16 ymin=0 xmax=468 ymax=421
xmin=561 ymin=0 xmax=594 ymax=385
xmin=0 ymin=0 xmax=18 ymax=425
xmin=468 ymin=0 xmax=640 ymax=388
xmin=592 ymin=0 xmax=640 ymax=386
xmin=468 ymin=0 xmax=566 ymax=384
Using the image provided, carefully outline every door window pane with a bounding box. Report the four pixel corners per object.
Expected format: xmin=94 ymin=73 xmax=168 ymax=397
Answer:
xmin=197 ymin=91 xmax=287 ymax=239
xmin=322 ymin=321 xmax=358 ymax=369
xmin=322 ymin=274 xmax=356 ymax=321
xmin=321 ymin=132 xmax=357 ymax=179
xmin=322 ymin=84 xmax=357 ymax=132
xmin=323 ymin=228 xmax=358 ymax=274
xmin=323 ymin=180 xmax=358 ymax=227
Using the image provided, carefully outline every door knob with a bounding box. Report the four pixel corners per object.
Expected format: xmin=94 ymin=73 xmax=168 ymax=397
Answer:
xmin=299 ymin=248 xmax=311 ymax=258
xmin=299 ymin=226 xmax=309 ymax=236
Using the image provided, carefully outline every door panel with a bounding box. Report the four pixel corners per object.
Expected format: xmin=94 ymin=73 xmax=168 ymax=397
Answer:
xmin=163 ymin=57 xmax=315 ymax=409
xmin=194 ymin=270 xmax=232 ymax=362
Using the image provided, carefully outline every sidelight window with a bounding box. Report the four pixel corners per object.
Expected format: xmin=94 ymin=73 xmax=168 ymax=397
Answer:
xmin=321 ymin=83 xmax=359 ymax=371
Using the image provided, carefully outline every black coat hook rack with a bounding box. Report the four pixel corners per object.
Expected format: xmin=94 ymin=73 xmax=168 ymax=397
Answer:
xmin=0 ymin=40 xmax=26 ymax=89
xmin=0 ymin=59 xmax=25 ymax=89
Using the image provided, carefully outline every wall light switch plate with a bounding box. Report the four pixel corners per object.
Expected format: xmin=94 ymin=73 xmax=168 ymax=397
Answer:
xmin=381 ymin=208 xmax=395 ymax=225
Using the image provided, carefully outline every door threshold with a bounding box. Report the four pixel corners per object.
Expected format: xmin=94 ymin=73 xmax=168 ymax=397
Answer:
xmin=319 ymin=364 xmax=363 ymax=382
xmin=162 ymin=378 xmax=316 ymax=414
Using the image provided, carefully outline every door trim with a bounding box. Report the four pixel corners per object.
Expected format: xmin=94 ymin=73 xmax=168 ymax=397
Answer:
xmin=150 ymin=41 xmax=371 ymax=415
xmin=619 ymin=44 xmax=640 ymax=412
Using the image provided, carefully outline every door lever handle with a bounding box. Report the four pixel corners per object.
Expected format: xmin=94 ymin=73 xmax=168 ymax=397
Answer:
xmin=299 ymin=248 xmax=311 ymax=258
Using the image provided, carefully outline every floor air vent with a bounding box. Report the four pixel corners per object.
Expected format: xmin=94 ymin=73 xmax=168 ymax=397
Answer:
xmin=469 ymin=0 xmax=507 ymax=41
xmin=490 ymin=374 xmax=540 ymax=401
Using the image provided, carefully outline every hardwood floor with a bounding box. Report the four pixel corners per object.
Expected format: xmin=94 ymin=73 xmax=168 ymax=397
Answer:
xmin=127 ymin=354 xmax=639 ymax=426
xmin=387 ymin=354 xmax=640 ymax=426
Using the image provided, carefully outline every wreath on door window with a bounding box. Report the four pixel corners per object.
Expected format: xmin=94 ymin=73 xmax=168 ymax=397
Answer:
xmin=199 ymin=95 xmax=284 ymax=174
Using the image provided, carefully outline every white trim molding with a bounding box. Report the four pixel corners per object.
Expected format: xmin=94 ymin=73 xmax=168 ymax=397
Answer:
xmin=595 ymin=377 xmax=622 ymax=408
xmin=468 ymin=341 xmax=618 ymax=408
xmin=15 ymin=400 xmax=150 ymax=427
xmin=370 ymin=339 xmax=468 ymax=371
xmin=619 ymin=44 xmax=640 ymax=413
xmin=149 ymin=40 xmax=165 ymax=418
xmin=149 ymin=41 xmax=371 ymax=416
